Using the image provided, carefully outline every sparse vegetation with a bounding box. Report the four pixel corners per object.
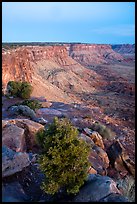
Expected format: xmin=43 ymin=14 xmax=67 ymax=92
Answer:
xmin=17 ymin=99 xmax=42 ymax=111
xmin=7 ymin=81 xmax=33 ymax=99
xmin=36 ymin=117 xmax=90 ymax=195
xmin=91 ymin=121 xmax=115 ymax=140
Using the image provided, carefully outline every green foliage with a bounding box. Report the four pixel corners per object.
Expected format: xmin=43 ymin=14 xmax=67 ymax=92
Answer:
xmin=7 ymin=81 xmax=33 ymax=99
xmin=91 ymin=121 xmax=115 ymax=139
xmin=36 ymin=117 xmax=90 ymax=195
xmin=19 ymin=82 xmax=33 ymax=99
xmin=19 ymin=99 xmax=41 ymax=111
xmin=7 ymin=81 xmax=22 ymax=97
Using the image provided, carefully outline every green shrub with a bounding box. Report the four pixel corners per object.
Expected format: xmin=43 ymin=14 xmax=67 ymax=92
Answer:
xmin=19 ymin=82 xmax=33 ymax=99
xmin=7 ymin=81 xmax=33 ymax=99
xmin=20 ymin=99 xmax=41 ymax=111
xmin=91 ymin=121 xmax=115 ymax=140
xmin=7 ymin=81 xmax=22 ymax=97
xmin=36 ymin=117 xmax=90 ymax=195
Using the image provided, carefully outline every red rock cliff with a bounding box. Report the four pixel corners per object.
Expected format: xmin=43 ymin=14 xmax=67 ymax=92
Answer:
xmin=2 ymin=45 xmax=69 ymax=88
xmin=64 ymin=44 xmax=124 ymax=66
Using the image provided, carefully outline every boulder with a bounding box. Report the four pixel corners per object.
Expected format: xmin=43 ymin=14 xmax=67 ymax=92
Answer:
xmin=2 ymin=119 xmax=44 ymax=151
xmin=92 ymin=145 xmax=109 ymax=169
xmin=2 ymin=181 xmax=29 ymax=202
xmin=90 ymin=131 xmax=104 ymax=149
xmin=72 ymin=174 xmax=121 ymax=202
xmin=2 ymin=146 xmax=30 ymax=178
xmin=107 ymin=140 xmax=135 ymax=177
xmin=88 ymin=149 xmax=107 ymax=175
xmin=8 ymin=105 xmax=36 ymax=119
xmin=79 ymin=133 xmax=95 ymax=147
xmin=2 ymin=124 xmax=26 ymax=152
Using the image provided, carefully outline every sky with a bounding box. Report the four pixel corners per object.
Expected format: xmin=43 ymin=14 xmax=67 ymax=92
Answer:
xmin=2 ymin=2 xmax=135 ymax=44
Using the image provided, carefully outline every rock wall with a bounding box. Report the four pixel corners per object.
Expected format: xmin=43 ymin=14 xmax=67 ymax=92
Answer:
xmin=2 ymin=45 xmax=70 ymax=89
xmin=64 ymin=43 xmax=124 ymax=66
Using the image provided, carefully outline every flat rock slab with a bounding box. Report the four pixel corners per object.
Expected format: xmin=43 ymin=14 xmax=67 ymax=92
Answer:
xmin=2 ymin=146 xmax=30 ymax=178
xmin=37 ymin=108 xmax=62 ymax=116
xmin=73 ymin=174 xmax=121 ymax=202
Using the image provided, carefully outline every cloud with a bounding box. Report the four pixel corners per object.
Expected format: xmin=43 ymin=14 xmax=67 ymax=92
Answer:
xmin=91 ymin=24 xmax=135 ymax=37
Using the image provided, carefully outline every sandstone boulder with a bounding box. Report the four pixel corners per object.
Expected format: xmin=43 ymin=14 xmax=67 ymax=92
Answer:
xmin=2 ymin=119 xmax=44 ymax=151
xmin=2 ymin=146 xmax=30 ymax=178
xmin=72 ymin=174 xmax=121 ymax=202
xmin=90 ymin=131 xmax=104 ymax=149
xmin=92 ymin=145 xmax=109 ymax=169
xmin=2 ymin=124 xmax=25 ymax=152
xmin=79 ymin=133 xmax=95 ymax=147
xmin=88 ymin=149 xmax=107 ymax=175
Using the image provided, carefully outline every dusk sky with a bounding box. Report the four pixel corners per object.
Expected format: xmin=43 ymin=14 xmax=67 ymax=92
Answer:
xmin=2 ymin=2 xmax=135 ymax=44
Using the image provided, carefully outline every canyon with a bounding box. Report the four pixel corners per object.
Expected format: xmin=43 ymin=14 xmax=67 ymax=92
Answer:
xmin=2 ymin=42 xmax=135 ymax=202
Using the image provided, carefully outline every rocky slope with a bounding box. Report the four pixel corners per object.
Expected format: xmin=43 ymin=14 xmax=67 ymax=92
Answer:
xmin=64 ymin=43 xmax=124 ymax=66
xmin=2 ymin=45 xmax=106 ymax=103
xmin=112 ymin=44 xmax=135 ymax=55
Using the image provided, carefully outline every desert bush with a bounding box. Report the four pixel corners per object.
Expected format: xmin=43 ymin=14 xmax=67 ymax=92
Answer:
xmin=36 ymin=117 xmax=90 ymax=195
xmin=7 ymin=81 xmax=22 ymax=97
xmin=19 ymin=99 xmax=41 ymax=111
xmin=19 ymin=82 xmax=33 ymax=99
xmin=91 ymin=121 xmax=115 ymax=140
xmin=7 ymin=81 xmax=33 ymax=99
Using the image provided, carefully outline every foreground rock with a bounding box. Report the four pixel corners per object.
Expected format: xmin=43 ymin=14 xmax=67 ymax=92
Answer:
xmin=2 ymin=124 xmax=25 ymax=152
xmin=72 ymin=174 xmax=127 ymax=202
xmin=92 ymin=145 xmax=109 ymax=169
xmin=79 ymin=133 xmax=95 ymax=147
xmin=2 ymin=119 xmax=44 ymax=151
xmin=83 ymin=128 xmax=104 ymax=149
xmin=90 ymin=131 xmax=104 ymax=149
xmin=107 ymin=140 xmax=135 ymax=177
xmin=2 ymin=146 xmax=30 ymax=178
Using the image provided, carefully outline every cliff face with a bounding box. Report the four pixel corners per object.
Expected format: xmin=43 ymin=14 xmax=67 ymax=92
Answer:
xmin=2 ymin=48 xmax=33 ymax=88
xmin=2 ymin=45 xmax=105 ymax=102
xmin=2 ymin=46 xmax=70 ymax=87
xmin=64 ymin=44 xmax=124 ymax=66
xmin=2 ymin=44 xmax=130 ymax=102
xmin=112 ymin=44 xmax=135 ymax=55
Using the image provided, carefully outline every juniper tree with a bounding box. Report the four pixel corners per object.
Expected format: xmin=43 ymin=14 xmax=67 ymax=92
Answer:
xmin=36 ymin=117 xmax=90 ymax=195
